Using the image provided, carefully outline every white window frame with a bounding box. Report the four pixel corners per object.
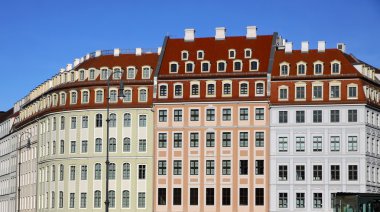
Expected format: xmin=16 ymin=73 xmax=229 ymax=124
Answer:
xmin=331 ymin=60 xmax=341 ymax=74
xmin=255 ymin=81 xmax=265 ymax=96
xmin=126 ymin=66 xmax=136 ymax=79
xmin=347 ymin=83 xmax=358 ymax=100
xmin=197 ymin=50 xmax=204 ymax=60
xmin=206 ymin=81 xmax=216 ymax=98
xmin=181 ymin=50 xmax=189 ymax=60
xmin=329 ymin=81 xmax=341 ymax=100
xmin=141 ymin=66 xmax=151 ymax=79
xmin=123 ymin=88 xmax=132 ymax=103
xmin=112 ymin=67 xmax=122 ymax=80
xmin=201 ymin=61 xmax=210 ymax=72
xmin=228 ymin=49 xmax=236 ymax=59
xmin=239 ymin=81 xmax=249 ymax=97
xmin=249 ymin=59 xmax=259 ymax=71
xmin=70 ymin=90 xmax=77 ymax=104
xmin=295 ymin=82 xmax=306 ymax=101
xmin=79 ymin=69 xmax=86 ymax=81
xmin=313 ymin=61 xmax=324 ymax=75
xmin=158 ymin=83 xmax=168 ymax=98
xmin=138 ymin=87 xmax=148 ymax=102
xmin=244 ymin=48 xmax=252 ymax=59
xmin=233 ymin=60 xmax=243 ymax=72
xmin=280 ymin=62 xmax=290 ymax=76
xmin=109 ymin=88 xmax=118 ymax=103
xmin=217 ymin=60 xmax=227 ymax=72
xmin=173 ymin=83 xmax=183 ymax=98
xmin=81 ymin=89 xmax=90 ymax=104
xmin=94 ymin=89 xmax=104 ymax=103
xmin=312 ymin=81 xmax=323 ymax=100
xmin=296 ymin=61 xmax=307 ymax=75
xmin=169 ymin=62 xmax=179 ymax=73
xmin=222 ymin=80 xmax=232 ymax=97
xmin=185 ymin=61 xmax=195 ymax=73
xmin=278 ymin=85 xmax=289 ymax=101
xmin=190 ymin=81 xmax=200 ymax=98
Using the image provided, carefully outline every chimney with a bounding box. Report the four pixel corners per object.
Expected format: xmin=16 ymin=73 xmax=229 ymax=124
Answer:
xmin=318 ymin=41 xmax=326 ymax=52
xmin=73 ymin=58 xmax=80 ymax=67
xmin=136 ymin=48 xmax=142 ymax=56
xmin=66 ymin=64 xmax=72 ymax=71
xmin=246 ymin=26 xmax=257 ymax=39
xmin=184 ymin=28 xmax=195 ymax=42
xmin=85 ymin=54 xmax=90 ymax=60
xmin=114 ymin=48 xmax=120 ymax=56
xmin=215 ymin=27 xmax=226 ymax=40
xmin=95 ymin=50 xmax=101 ymax=57
xmin=285 ymin=42 xmax=293 ymax=53
xmin=337 ymin=43 xmax=346 ymax=53
xmin=157 ymin=47 xmax=162 ymax=55
xmin=301 ymin=41 xmax=309 ymax=53
xmin=80 ymin=57 xmax=84 ymax=63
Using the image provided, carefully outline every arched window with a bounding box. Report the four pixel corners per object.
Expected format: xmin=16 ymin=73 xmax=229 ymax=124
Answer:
xmin=139 ymin=89 xmax=147 ymax=102
xmin=89 ymin=69 xmax=95 ymax=80
xmin=123 ymin=137 xmax=131 ymax=152
xmin=174 ymin=84 xmax=182 ymax=97
xmin=60 ymin=140 xmax=64 ymax=154
xmin=281 ymin=65 xmax=288 ymax=75
xmin=71 ymin=92 xmax=77 ymax=104
xmin=186 ymin=62 xmax=194 ymax=72
xmin=207 ymin=84 xmax=215 ymax=95
xmin=113 ymin=68 xmax=121 ymax=79
xmin=314 ymin=63 xmax=323 ymax=74
xmin=96 ymin=90 xmax=103 ymax=103
xmin=79 ymin=70 xmax=85 ymax=80
xmin=94 ymin=190 xmax=101 ymax=208
xmin=124 ymin=113 xmax=131 ymax=127
xmin=218 ymin=61 xmax=226 ymax=72
xmin=110 ymin=90 xmax=117 ymax=102
xmin=159 ymin=85 xmax=167 ymax=97
xmin=96 ymin=114 xmax=102 ymax=127
xmin=109 ymin=190 xmax=115 ymax=208
xmin=234 ymin=61 xmax=242 ymax=71
xmin=101 ymin=69 xmax=109 ymax=80
xmin=94 ymin=163 xmax=101 ymax=180
xmin=123 ymin=89 xmax=132 ymax=102
xmin=298 ymin=64 xmax=306 ymax=75
xmin=109 ymin=138 xmax=116 ymax=152
xmin=256 ymin=83 xmax=264 ymax=95
xmin=60 ymin=93 xmax=66 ymax=105
xmin=250 ymin=60 xmax=259 ymax=71
xmin=122 ymin=190 xmax=130 ymax=208
xmin=109 ymin=163 xmax=116 ymax=180
xmin=332 ymin=63 xmax=340 ymax=74
xmin=52 ymin=165 xmax=56 ymax=181
xmin=123 ymin=163 xmax=130 ymax=179
xmin=82 ymin=91 xmax=89 ymax=103
xmin=170 ymin=63 xmax=178 ymax=73
xmin=109 ymin=113 xmax=116 ymax=127
xmin=191 ymin=84 xmax=199 ymax=96
xmin=127 ymin=67 xmax=135 ymax=79
xmin=59 ymin=164 xmax=64 ymax=181
xmin=142 ymin=67 xmax=150 ymax=79
xmin=52 ymin=140 xmax=56 ymax=154
xmin=95 ymin=138 xmax=102 ymax=152
xmin=240 ymin=83 xmax=248 ymax=95
xmin=223 ymin=83 xmax=231 ymax=95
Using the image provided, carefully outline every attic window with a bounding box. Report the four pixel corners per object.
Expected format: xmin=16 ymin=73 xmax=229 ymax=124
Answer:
xmin=197 ymin=51 xmax=204 ymax=60
xmin=181 ymin=51 xmax=189 ymax=60
xmin=229 ymin=50 xmax=236 ymax=59
xmin=245 ymin=49 xmax=252 ymax=58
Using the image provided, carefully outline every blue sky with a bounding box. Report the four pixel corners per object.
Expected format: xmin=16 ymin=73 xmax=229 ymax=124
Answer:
xmin=0 ymin=0 xmax=379 ymax=111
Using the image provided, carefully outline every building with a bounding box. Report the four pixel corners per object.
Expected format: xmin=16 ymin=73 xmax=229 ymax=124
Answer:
xmin=269 ymin=41 xmax=380 ymax=211
xmin=153 ymin=27 xmax=274 ymax=212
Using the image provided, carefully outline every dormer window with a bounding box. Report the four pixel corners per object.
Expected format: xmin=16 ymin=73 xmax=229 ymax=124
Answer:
xmin=201 ymin=62 xmax=210 ymax=72
xmin=70 ymin=72 xmax=75 ymax=81
xmin=314 ymin=62 xmax=324 ymax=75
xmin=79 ymin=70 xmax=85 ymax=80
xmin=250 ymin=60 xmax=259 ymax=71
xmin=127 ymin=67 xmax=135 ymax=79
xmin=89 ymin=69 xmax=95 ymax=80
xmin=217 ymin=61 xmax=226 ymax=72
xmin=297 ymin=63 xmax=306 ymax=75
xmin=233 ymin=60 xmax=242 ymax=71
xmin=229 ymin=49 xmax=236 ymax=59
xmin=142 ymin=67 xmax=151 ymax=79
xmin=60 ymin=93 xmax=66 ymax=105
xmin=113 ymin=68 xmax=121 ymax=79
xmin=331 ymin=62 xmax=340 ymax=74
xmin=245 ymin=49 xmax=252 ymax=58
xmin=70 ymin=91 xmax=77 ymax=104
xmin=280 ymin=64 xmax=289 ymax=76
xmin=101 ymin=69 xmax=109 ymax=80
xmin=170 ymin=62 xmax=178 ymax=73
xmin=186 ymin=62 xmax=194 ymax=72
xmin=181 ymin=51 xmax=189 ymax=60
xmin=197 ymin=50 xmax=204 ymax=60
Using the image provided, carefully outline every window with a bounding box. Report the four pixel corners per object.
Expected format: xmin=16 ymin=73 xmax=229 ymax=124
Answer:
xmin=330 ymin=110 xmax=340 ymax=122
xmin=153 ymin=160 xmax=163 ymax=177
xmin=190 ymin=132 xmax=199 ymax=147
xmin=159 ymin=85 xmax=167 ymax=97
xmin=250 ymin=60 xmax=259 ymax=71
xmin=313 ymin=165 xmax=323 ymax=181
xmin=239 ymin=188 xmax=248 ymax=205
xmin=313 ymin=85 xmax=322 ymax=99
xmin=197 ymin=50 xmax=204 ymax=59
xmin=174 ymin=84 xmax=182 ymax=97
xmin=122 ymin=190 xmax=130 ymax=208
xmin=314 ymin=63 xmax=323 ymax=74
xmin=255 ymin=108 xmax=264 ymax=120
xmin=60 ymin=93 xmax=66 ymax=105
xmin=89 ymin=69 xmax=95 ymax=80
xmin=239 ymin=132 xmax=248 ymax=147
xmin=190 ymin=188 xmax=198 ymax=205
xmin=173 ymin=188 xmax=181 ymax=205
xmin=245 ymin=49 xmax=252 ymax=58
xmin=279 ymin=193 xmax=288 ymax=208
xmin=296 ymin=137 xmax=305 ymax=152
xmin=60 ymin=116 xmax=65 ymax=130
xmin=158 ymin=188 xmax=166 ymax=205
xmin=222 ymin=108 xmax=231 ymax=121
xmin=206 ymin=188 xmax=215 ymax=205
xmin=173 ymin=160 xmax=182 ymax=175
xmin=139 ymin=139 xmax=146 ymax=152
xmin=255 ymin=160 xmax=264 ymax=175
xmin=332 ymin=63 xmax=340 ymax=74
xmin=240 ymin=160 xmax=248 ymax=175
xmin=223 ymin=83 xmax=231 ymax=95
xmin=279 ymin=111 xmax=288 ymax=123
xmin=158 ymin=133 xmax=167 ymax=148
xmin=331 ymin=165 xmax=340 ymax=181
xmin=207 ymin=84 xmax=215 ymax=96
xmin=234 ymin=61 xmax=242 ymax=71
xmin=218 ymin=61 xmax=226 ymax=72
xmin=139 ymin=89 xmax=147 ymax=102
xmin=59 ymin=165 xmax=64 ymax=181
xmin=313 ymin=136 xmax=323 ymax=152
xmin=190 ymin=109 xmax=199 ymax=121
xmin=96 ymin=90 xmax=103 ymax=103
xmin=191 ymin=84 xmax=199 ymax=96
xmin=280 ymin=64 xmax=288 ymax=76
xmin=70 ymin=193 xmax=75 ymax=208
xmin=255 ymin=132 xmax=264 ymax=147
xmin=127 ymin=67 xmax=135 ymax=79
xmin=186 ymin=62 xmax=194 ymax=72
xmin=256 ymin=83 xmax=264 ymax=95
xmin=296 ymin=86 xmax=305 ymax=99
xmin=109 ymin=113 xmax=116 ymax=127
xmin=60 ymin=140 xmax=64 ymax=154
xmin=123 ymin=137 xmax=130 ymax=152
xmin=52 ymin=165 xmax=56 ymax=181
xmin=109 ymin=90 xmax=117 ymax=102
xmin=53 ymin=140 xmax=56 ymax=154
xmin=71 ymin=117 xmax=76 ymax=129
xmin=181 ymin=51 xmax=188 ymax=60
xmin=296 ymin=165 xmax=305 ymax=181
xmin=206 ymin=132 xmax=215 ymax=147
xmin=296 ymin=193 xmax=305 ymax=208
xmin=173 ymin=133 xmax=182 ymax=148
xmin=298 ymin=64 xmax=306 ymax=75
xmin=95 ymin=114 xmax=102 ymax=127
xmin=71 ymin=92 xmax=77 ymax=104
xmin=296 ymin=111 xmax=305 ymax=123
xmin=70 ymin=141 xmax=76 ymax=153
xmin=222 ymin=132 xmax=231 ymax=147
xmin=109 ymin=138 xmax=116 ymax=152
xmin=52 ymin=191 xmax=55 ymax=208
xmin=206 ymin=109 xmax=215 ymax=121
xmin=256 ymin=188 xmax=264 ymax=206
xmin=108 ymin=163 xmax=115 ymax=180
xmin=95 ymin=138 xmax=102 ymax=152
xmin=81 ymin=165 xmax=87 ymax=180
xmin=80 ymin=193 xmax=87 ymax=208
xmin=70 ymin=166 xmax=75 ymax=180
xmin=229 ymin=49 xmax=236 ymax=58
xmin=123 ymin=163 xmax=130 ymax=179
xmin=348 ymin=136 xmax=358 ymax=151
xmin=240 ymin=108 xmax=249 ymax=120
xmin=123 ymin=89 xmax=132 ymax=102
xmin=222 ymin=160 xmax=231 ymax=175
xmin=142 ymin=67 xmax=150 ymax=79
xmin=348 ymin=86 xmax=357 ymax=98
xmin=330 ymin=85 xmax=340 ymax=98
xmin=330 ymin=136 xmax=340 ymax=152
xmin=170 ymin=63 xmax=178 ymax=73
xmin=94 ymin=190 xmax=101 ymax=208
xmin=202 ymin=62 xmax=210 ymax=72
xmin=348 ymin=165 xmax=358 ymax=181
xmin=278 ymin=137 xmax=288 ymax=152
xmin=190 ymin=160 xmax=198 ymax=175
xmin=139 ymin=115 xmax=146 ymax=127
xmin=123 ymin=113 xmax=131 ymax=127
xmin=138 ymin=165 xmax=146 ymax=179
xmin=82 ymin=116 xmax=88 ymax=128
xmin=101 ymin=69 xmax=109 ymax=79
xmin=313 ymin=193 xmax=323 ymax=208
xmin=59 ymin=191 xmax=63 ymax=208
xmin=222 ymin=188 xmax=231 ymax=205
xmin=278 ymin=165 xmax=287 ymax=181
xmin=53 ymin=117 xmax=57 ymax=131
xmin=348 ymin=109 xmax=357 ymax=122
xmin=279 ymin=87 xmax=288 ymax=99
xmin=109 ymin=191 xmax=115 ymax=208
xmin=79 ymin=70 xmax=85 ymax=80
xmin=331 ymin=193 xmax=337 ymax=209
xmin=313 ymin=110 xmax=322 ymax=123
xmin=206 ymin=160 xmax=215 ymax=175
